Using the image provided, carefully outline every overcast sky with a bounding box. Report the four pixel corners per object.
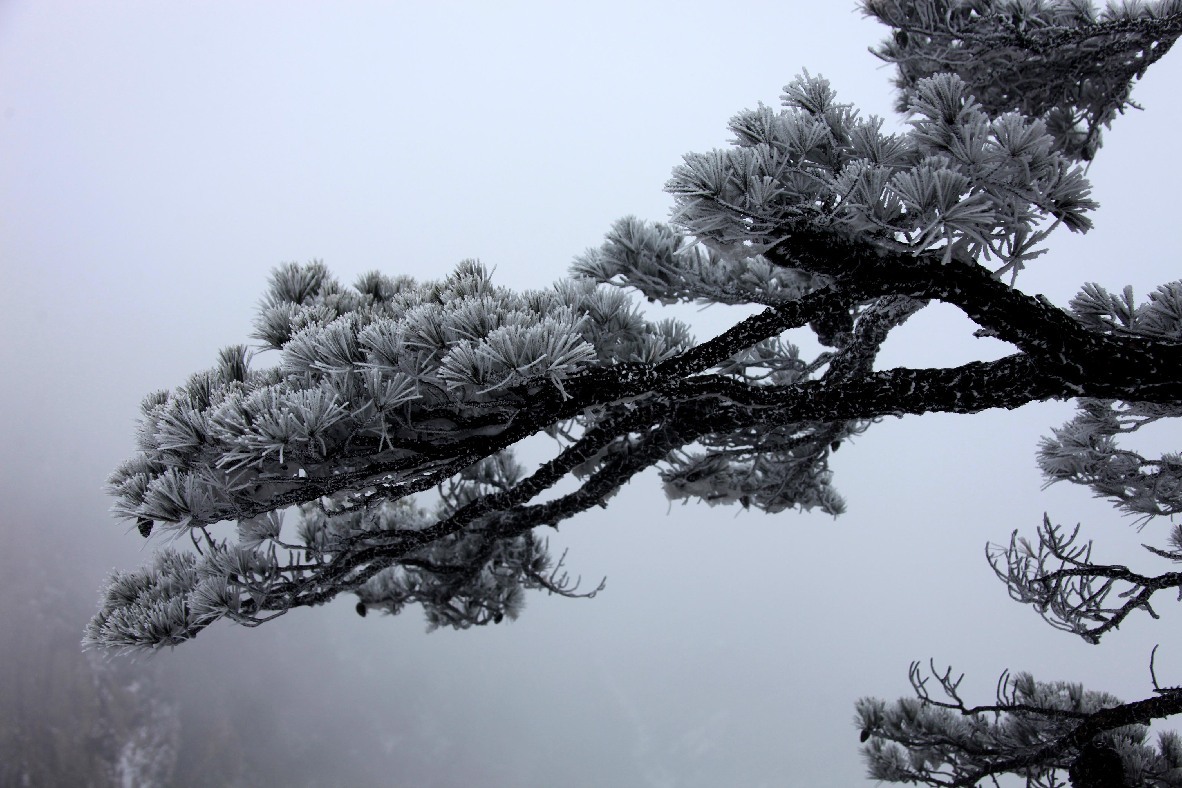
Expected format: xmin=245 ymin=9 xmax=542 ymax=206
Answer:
xmin=2 ymin=2 xmax=1181 ymax=786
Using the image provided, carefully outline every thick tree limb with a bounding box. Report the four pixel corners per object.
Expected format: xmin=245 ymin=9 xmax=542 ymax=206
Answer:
xmin=767 ymin=234 xmax=1182 ymax=400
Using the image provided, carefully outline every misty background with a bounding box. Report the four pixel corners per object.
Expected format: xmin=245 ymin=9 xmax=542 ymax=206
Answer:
xmin=2 ymin=1 xmax=1181 ymax=785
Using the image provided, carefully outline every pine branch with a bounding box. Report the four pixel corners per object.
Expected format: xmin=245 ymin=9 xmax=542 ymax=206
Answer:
xmin=990 ymin=516 xmax=1182 ymax=644
xmin=862 ymin=662 xmax=1182 ymax=786
xmin=863 ymin=0 xmax=1182 ymax=159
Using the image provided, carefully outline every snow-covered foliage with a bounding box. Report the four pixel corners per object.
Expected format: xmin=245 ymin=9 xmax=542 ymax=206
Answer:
xmin=92 ymin=244 xmax=860 ymax=648
xmin=88 ymin=1 xmax=1182 ymax=785
xmin=858 ymin=666 xmax=1182 ymax=785
xmin=667 ymin=71 xmax=1095 ymax=282
xmin=106 ymin=260 xmax=694 ymax=538
xmin=1039 ymin=398 xmax=1182 ymax=522
xmin=572 ymin=215 xmax=826 ymax=306
xmin=864 ymin=0 xmax=1182 ymax=161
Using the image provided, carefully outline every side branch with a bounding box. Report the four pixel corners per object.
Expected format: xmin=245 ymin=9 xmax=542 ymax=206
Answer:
xmin=863 ymin=662 xmax=1182 ymax=787
xmin=990 ymin=516 xmax=1182 ymax=643
xmin=960 ymin=692 xmax=1182 ymax=787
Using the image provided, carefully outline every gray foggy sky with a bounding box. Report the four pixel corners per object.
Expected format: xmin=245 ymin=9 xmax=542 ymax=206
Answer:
xmin=2 ymin=2 xmax=1181 ymax=786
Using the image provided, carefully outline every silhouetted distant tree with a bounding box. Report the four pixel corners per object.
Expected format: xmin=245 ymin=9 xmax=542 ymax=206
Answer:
xmin=0 ymin=550 xmax=179 ymax=786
